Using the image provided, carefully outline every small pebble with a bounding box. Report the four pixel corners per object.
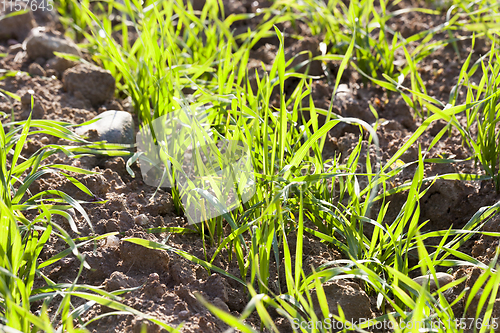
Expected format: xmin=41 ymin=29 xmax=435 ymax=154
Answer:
xmin=40 ymin=136 xmax=50 ymax=145
xmin=105 ymin=235 xmax=120 ymax=247
xmin=134 ymin=214 xmax=149 ymax=226
xmin=335 ymin=83 xmax=353 ymax=101
xmin=121 ymin=96 xmax=133 ymax=112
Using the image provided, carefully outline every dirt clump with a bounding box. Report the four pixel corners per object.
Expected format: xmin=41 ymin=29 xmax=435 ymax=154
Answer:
xmin=0 ymin=2 xmax=36 ymax=41
xmin=285 ymin=36 xmax=323 ymax=76
xmin=63 ymin=64 xmax=116 ymax=106
xmin=28 ymin=62 xmax=46 ymax=77
xmin=45 ymin=56 xmax=77 ymax=77
xmin=20 ymin=90 xmax=46 ymax=118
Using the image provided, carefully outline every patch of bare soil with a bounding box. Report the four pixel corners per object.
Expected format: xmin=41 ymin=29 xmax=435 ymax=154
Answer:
xmin=1 ymin=0 xmax=500 ymax=332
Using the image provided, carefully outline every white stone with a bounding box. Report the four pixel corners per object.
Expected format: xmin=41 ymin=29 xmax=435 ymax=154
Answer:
xmin=105 ymin=235 xmax=120 ymax=247
xmin=412 ymin=272 xmax=454 ymax=291
xmin=75 ymin=110 xmax=134 ymax=145
xmin=134 ymin=214 xmax=149 ymax=226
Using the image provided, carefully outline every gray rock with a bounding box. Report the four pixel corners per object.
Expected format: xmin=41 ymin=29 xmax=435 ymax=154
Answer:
xmin=45 ymin=69 xmax=57 ymax=78
xmin=25 ymin=28 xmax=81 ymax=60
xmin=63 ymin=64 xmax=115 ymax=106
xmin=183 ymin=0 xmax=204 ymax=11
xmin=75 ymin=110 xmax=134 ymax=145
xmin=412 ymin=272 xmax=454 ymax=292
xmin=0 ymin=3 xmax=36 ymax=41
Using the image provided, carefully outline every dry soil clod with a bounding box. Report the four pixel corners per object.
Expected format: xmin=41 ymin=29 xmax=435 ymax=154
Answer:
xmin=0 ymin=2 xmax=36 ymax=41
xmin=312 ymin=280 xmax=375 ymax=323
xmin=63 ymin=64 xmax=116 ymax=106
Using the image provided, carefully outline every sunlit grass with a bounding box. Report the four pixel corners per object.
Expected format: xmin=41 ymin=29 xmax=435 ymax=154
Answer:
xmin=2 ymin=0 xmax=500 ymax=331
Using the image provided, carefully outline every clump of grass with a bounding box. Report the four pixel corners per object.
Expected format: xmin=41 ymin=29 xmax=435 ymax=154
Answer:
xmin=0 ymin=86 xmax=179 ymax=330
xmin=448 ymin=41 xmax=500 ymax=191
xmin=77 ymin=0 xmax=500 ymax=330
xmin=0 ymin=113 xmax=93 ymax=331
xmin=270 ymin=0 xmax=453 ymax=84
xmin=56 ymin=0 xmax=91 ymax=41
xmin=9 ymin=0 xmax=500 ymax=331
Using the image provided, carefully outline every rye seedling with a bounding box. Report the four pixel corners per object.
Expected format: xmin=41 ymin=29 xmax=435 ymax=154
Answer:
xmin=16 ymin=0 xmax=500 ymax=332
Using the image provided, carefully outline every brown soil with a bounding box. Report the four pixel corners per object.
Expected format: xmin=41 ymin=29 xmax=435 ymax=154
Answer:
xmin=1 ymin=0 xmax=500 ymax=332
